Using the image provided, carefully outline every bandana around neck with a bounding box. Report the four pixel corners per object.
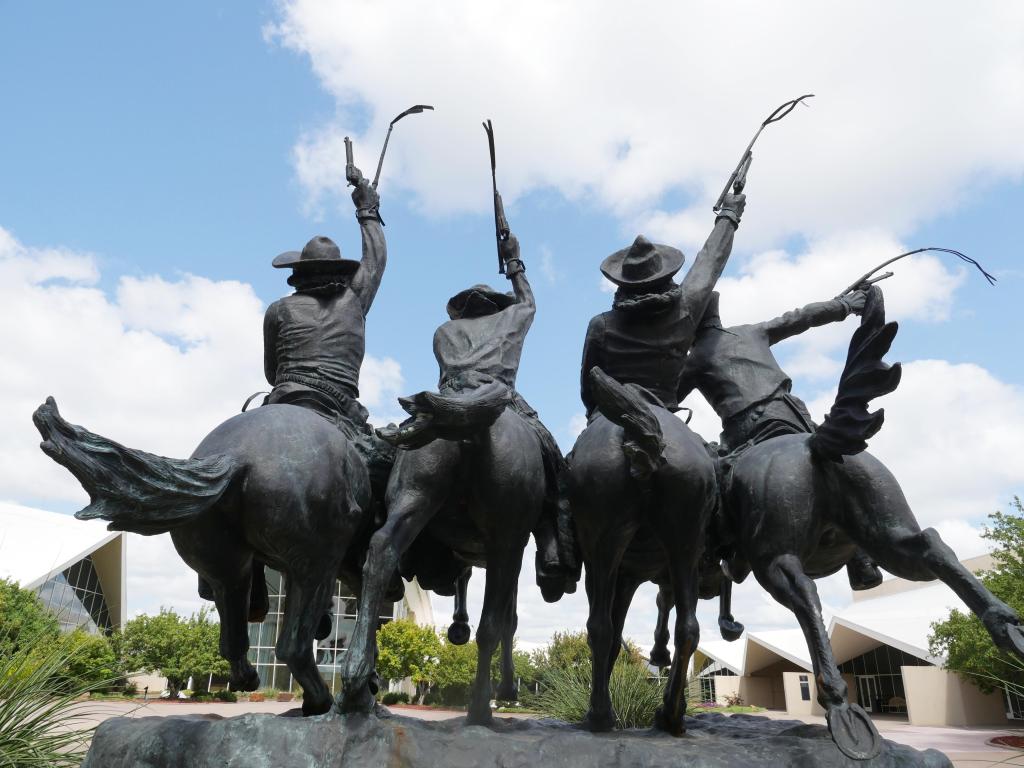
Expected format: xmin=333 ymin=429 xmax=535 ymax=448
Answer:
xmin=612 ymin=284 xmax=682 ymax=314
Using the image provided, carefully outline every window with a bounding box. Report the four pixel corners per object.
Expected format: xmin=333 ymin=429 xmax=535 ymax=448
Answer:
xmin=799 ymin=675 xmax=810 ymax=701
xmin=247 ymin=569 xmax=400 ymax=694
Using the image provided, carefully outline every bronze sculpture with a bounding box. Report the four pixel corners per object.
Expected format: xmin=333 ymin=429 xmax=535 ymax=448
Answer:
xmin=341 ymin=124 xmax=570 ymax=722
xmin=568 ymin=177 xmax=746 ymax=736
xmin=33 ymin=160 xmax=392 ymax=716
xmin=26 ymin=98 xmax=1020 ymax=768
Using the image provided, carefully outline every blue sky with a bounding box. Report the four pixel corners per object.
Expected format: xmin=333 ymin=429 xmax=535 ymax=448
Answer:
xmin=2 ymin=1 xmax=1023 ymax=643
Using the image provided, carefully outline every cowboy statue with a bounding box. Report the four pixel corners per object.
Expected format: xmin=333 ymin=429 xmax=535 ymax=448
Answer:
xmin=197 ymin=160 xmax=398 ymax=626
xmin=376 ymin=231 xmax=577 ymax=601
xmin=568 ymin=181 xmax=751 ymax=735
xmin=676 ymin=288 xmax=882 ymax=589
xmin=342 ymin=222 xmax=577 ymax=722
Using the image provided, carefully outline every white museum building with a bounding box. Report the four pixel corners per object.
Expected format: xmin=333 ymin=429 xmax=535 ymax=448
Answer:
xmin=0 ymin=500 xmax=126 ymax=633
xmin=693 ymin=554 xmax=1023 ymax=726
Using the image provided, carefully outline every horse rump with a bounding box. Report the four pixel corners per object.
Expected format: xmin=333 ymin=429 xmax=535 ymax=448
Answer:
xmin=810 ymin=286 xmax=902 ymax=462
xmin=587 ymin=366 xmax=666 ymax=480
xmin=33 ymin=397 xmax=240 ymax=535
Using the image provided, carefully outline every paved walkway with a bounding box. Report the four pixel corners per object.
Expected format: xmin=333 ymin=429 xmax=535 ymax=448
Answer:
xmin=748 ymin=709 xmax=1024 ymax=767
xmin=78 ymin=700 xmax=1024 ymax=766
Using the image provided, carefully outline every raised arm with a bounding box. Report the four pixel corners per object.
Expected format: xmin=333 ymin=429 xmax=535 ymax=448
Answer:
xmin=500 ymin=234 xmax=535 ymax=311
xmin=677 ymin=192 xmax=746 ymax=322
xmin=346 ymin=166 xmax=387 ymax=315
xmin=761 ymin=290 xmax=866 ymax=345
xmin=263 ymin=300 xmax=281 ymax=386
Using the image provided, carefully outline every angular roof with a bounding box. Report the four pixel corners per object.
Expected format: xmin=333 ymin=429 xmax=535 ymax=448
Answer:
xmin=696 ymin=556 xmax=985 ymax=676
xmin=0 ymin=501 xmax=118 ymax=589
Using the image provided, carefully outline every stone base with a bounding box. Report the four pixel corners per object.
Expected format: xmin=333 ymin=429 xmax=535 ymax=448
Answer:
xmin=82 ymin=709 xmax=952 ymax=767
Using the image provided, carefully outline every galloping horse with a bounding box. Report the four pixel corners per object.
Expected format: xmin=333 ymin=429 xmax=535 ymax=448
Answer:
xmin=706 ymin=290 xmax=1024 ymax=759
xmin=33 ymin=398 xmax=382 ymax=716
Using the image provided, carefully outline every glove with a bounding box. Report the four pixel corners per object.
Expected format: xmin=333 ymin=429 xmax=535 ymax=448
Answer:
xmin=840 ymin=289 xmax=868 ymax=316
xmin=348 ymin=165 xmax=381 ymax=222
xmin=500 ymin=234 xmax=525 ymax=277
xmin=716 ymin=192 xmax=746 ymax=227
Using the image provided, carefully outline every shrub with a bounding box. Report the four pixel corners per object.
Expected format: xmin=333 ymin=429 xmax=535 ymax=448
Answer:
xmin=722 ymin=692 xmax=745 ymax=707
xmin=381 ymin=691 xmax=410 ymax=706
xmin=0 ymin=627 xmax=122 ymax=766
xmin=214 ymin=689 xmax=237 ymax=702
xmin=190 ymin=690 xmax=214 ymax=702
xmin=535 ymin=657 xmax=666 ymax=729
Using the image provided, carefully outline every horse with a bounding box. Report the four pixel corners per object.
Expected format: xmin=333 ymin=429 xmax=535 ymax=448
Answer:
xmin=673 ymin=289 xmax=1024 ymax=759
xmin=340 ymin=404 xmax=547 ymax=723
xmin=567 ymin=367 xmax=720 ymax=735
xmin=33 ymin=397 xmax=385 ymax=716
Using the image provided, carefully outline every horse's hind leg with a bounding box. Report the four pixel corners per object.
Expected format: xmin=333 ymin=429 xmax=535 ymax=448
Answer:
xmin=341 ymin=442 xmax=459 ymax=713
xmin=581 ymin=529 xmax=632 ymax=732
xmin=175 ymin=526 xmax=259 ymax=693
xmin=856 ymin=519 xmax=1024 ymax=660
xmin=650 ymin=582 xmax=673 ymax=668
xmin=756 ymin=553 xmax=881 ymax=760
xmin=494 ymin=584 xmax=519 ymax=702
xmin=468 ymin=546 xmax=523 ymax=725
xmin=276 ymin=569 xmax=337 ymax=716
xmin=208 ymin=570 xmax=260 ymax=693
xmin=447 ymin=568 xmax=472 ymax=645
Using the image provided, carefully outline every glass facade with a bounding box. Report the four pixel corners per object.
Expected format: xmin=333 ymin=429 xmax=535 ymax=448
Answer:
xmin=695 ymin=656 xmax=736 ymax=703
xmin=838 ymin=644 xmax=929 ymax=715
xmin=247 ymin=568 xmax=397 ymax=693
xmin=35 ymin=555 xmax=112 ymax=634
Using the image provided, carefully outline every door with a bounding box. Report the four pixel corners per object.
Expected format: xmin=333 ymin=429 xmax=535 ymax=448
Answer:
xmin=858 ymin=675 xmax=880 ymax=712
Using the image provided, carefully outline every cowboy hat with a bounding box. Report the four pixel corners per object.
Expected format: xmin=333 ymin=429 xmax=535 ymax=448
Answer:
xmin=446 ymin=284 xmax=516 ymax=319
xmin=272 ymin=235 xmax=360 ymax=274
xmin=600 ymin=235 xmax=684 ymax=289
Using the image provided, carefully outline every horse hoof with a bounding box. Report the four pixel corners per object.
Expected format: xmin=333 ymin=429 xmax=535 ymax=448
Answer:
xmin=581 ymin=708 xmax=616 ymax=732
xmin=494 ymin=683 xmax=518 ymax=702
xmin=466 ymin=705 xmax=493 ymax=726
xmin=719 ymin=618 xmax=744 ymax=642
xmin=653 ymin=706 xmax=685 ymax=737
xmin=315 ymin=613 xmax=332 ymax=641
xmin=230 ymin=667 xmax=260 ymax=693
xmin=1005 ymin=623 xmax=1024 ymax=660
xmin=826 ymin=703 xmax=881 ymax=760
xmin=338 ymin=681 xmax=376 ymax=714
xmin=447 ymin=621 xmax=471 ymax=645
xmin=302 ymin=695 xmax=332 ymax=717
xmin=649 ymin=646 xmax=672 ymax=668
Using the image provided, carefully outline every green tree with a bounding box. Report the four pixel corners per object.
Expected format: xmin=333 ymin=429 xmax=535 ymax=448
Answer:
xmin=929 ymin=497 xmax=1024 ymax=693
xmin=0 ymin=578 xmax=60 ymax=655
xmin=531 ymin=630 xmax=591 ymax=674
xmin=375 ymin=618 xmax=441 ymax=700
xmin=122 ymin=607 xmax=228 ymax=694
xmin=61 ymin=629 xmax=121 ymax=691
xmin=432 ymin=635 xmax=478 ymax=706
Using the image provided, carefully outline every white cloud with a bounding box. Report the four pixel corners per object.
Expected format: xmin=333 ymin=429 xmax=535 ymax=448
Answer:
xmin=269 ymin=1 xmax=1024 ymax=250
xmin=0 ymin=227 xmax=403 ymax=618
xmin=538 ymin=245 xmax=559 ymax=284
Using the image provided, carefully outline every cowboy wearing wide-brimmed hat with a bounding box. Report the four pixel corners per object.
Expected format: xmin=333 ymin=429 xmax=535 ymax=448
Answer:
xmin=677 ymin=286 xmax=883 ymax=591
xmin=263 ymin=164 xmax=384 ymax=431
xmin=579 ymin=190 xmax=746 ymax=416
xmin=378 ymin=232 xmax=578 ymax=601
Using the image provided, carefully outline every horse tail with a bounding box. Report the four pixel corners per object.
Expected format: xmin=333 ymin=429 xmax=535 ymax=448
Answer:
xmin=809 ymin=286 xmax=902 ymax=462
xmin=587 ymin=366 xmax=666 ymax=480
xmin=377 ymin=380 xmax=511 ymax=448
xmin=32 ymin=397 xmax=240 ymax=535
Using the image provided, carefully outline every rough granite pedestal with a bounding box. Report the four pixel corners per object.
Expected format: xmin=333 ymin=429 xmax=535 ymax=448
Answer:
xmin=81 ymin=709 xmax=952 ymax=768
